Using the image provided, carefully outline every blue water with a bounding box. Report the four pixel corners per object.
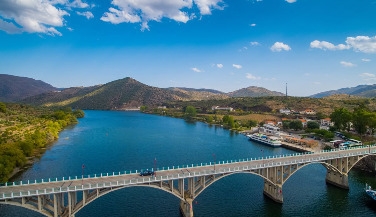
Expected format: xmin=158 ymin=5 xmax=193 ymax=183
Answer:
xmin=1 ymin=110 xmax=376 ymax=216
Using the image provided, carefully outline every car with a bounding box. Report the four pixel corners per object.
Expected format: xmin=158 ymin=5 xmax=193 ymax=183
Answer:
xmin=139 ymin=170 xmax=154 ymax=176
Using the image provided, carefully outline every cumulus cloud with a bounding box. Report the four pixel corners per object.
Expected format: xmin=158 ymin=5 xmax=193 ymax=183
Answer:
xmin=310 ymin=40 xmax=349 ymax=51
xmin=77 ymin=11 xmax=94 ymax=19
xmin=216 ymin=63 xmax=223 ymax=68
xmin=340 ymin=61 xmax=356 ymax=67
xmin=270 ymin=42 xmax=291 ymax=52
xmin=310 ymin=36 xmax=376 ymax=53
xmin=232 ymin=64 xmax=242 ymax=69
xmin=285 ymin=0 xmax=297 ymax=3
xmin=362 ymin=58 xmax=371 ymax=62
xmin=0 ymin=0 xmax=69 ymax=35
xmin=191 ymin=67 xmax=202 ymax=72
xmin=246 ymin=73 xmax=261 ymax=80
xmin=250 ymin=23 xmax=256 ymax=27
xmin=360 ymin=73 xmax=376 ymax=81
xmin=250 ymin=41 xmax=260 ymax=46
xmin=0 ymin=0 xmax=94 ymax=35
xmin=67 ymin=0 xmax=90 ymax=9
xmin=101 ymin=0 xmax=224 ymax=30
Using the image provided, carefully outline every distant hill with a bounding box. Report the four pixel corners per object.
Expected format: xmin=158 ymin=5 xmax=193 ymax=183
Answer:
xmin=227 ymin=86 xmax=285 ymax=97
xmin=310 ymin=84 xmax=376 ymax=98
xmin=22 ymin=77 xmax=230 ymax=110
xmin=0 ymin=74 xmax=57 ymax=102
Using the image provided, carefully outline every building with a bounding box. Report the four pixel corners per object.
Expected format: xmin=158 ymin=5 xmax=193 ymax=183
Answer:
xmin=279 ymin=108 xmax=291 ymax=115
xmin=211 ymin=106 xmax=234 ymax=112
xmin=259 ymin=124 xmax=281 ymax=135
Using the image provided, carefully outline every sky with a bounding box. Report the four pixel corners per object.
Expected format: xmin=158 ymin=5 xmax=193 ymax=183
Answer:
xmin=1 ymin=0 xmax=376 ymax=96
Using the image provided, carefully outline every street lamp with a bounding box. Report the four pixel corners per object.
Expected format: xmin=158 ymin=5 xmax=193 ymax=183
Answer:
xmin=154 ymin=157 xmax=157 ymax=177
xmin=212 ymin=154 xmax=216 ymax=171
xmin=81 ymin=164 xmax=85 ymax=185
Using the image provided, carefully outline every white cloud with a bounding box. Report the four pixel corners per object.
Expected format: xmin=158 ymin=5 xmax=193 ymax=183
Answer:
xmin=67 ymin=0 xmax=90 ymax=9
xmin=246 ymin=73 xmax=261 ymax=80
xmin=340 ymin=61 xmax=356 ymax=67
xmin=360 ymin=73 xmax=376 ymax=81
xmin=346 ymin=36 xmax=376 ymax=53
xmin=191 ymin=67 xmax=202 ymax=72
xmin=0 ymin=0 xmax=69 ymax=35
xmin=362 ymin=58 xmax=371 ymax=62
xmin=0 ymin=19 xmax=23 ymax=34
xmin=310 ymin=36 xmax=376 ymax=53
xmin=310 ymin=40 xmax=349 ymax=50
xmin=77 ymin=11 xmax=94 ymax=19
xmin=67 ymin=27 xmax=74 ymax=31
xmin=250 ymin=23 xmax=256 ymax=27
xmin=232 ymin=64 xmax=242 ymax=69
xmin=101 ymin=0 xmax=224 ymax=31
xmin=270 ymin=42 xmax=291 ymax=52
xmin=285 ymin=0 xmax=297 ymax=3
xmin=216 ymin=63 xmax=223 ymax=68
xmin=250 ymin=41 xmax=260 ymax=46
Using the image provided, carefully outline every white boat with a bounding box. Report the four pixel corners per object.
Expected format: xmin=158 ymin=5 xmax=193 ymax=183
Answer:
xmin=365 ymin=183 xmax=376 ymax=201
xmin=247 ymin=133 xmax=282 ymax=147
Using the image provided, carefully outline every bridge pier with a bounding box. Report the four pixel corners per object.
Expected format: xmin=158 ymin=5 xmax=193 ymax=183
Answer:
xmin=263 ymin=179 xmax=283 ymax=203
xmin=325 ymin=170 xmax=349 ymax=189
xmin=180 ymin=199 xmax=194 ymax=217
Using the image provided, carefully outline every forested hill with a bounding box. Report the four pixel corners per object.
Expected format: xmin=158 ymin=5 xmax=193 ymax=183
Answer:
xmin=0 ymin=74 xmax=57 ymax=102
xmin=22 ymin=77 xmax=229 ymax=110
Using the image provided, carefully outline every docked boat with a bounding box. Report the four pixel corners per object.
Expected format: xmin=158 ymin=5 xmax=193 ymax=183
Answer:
xmin=247 ymin=133 xmax=282 ymax=147
xmin=365 ymin=183 xmax=376 ymax=201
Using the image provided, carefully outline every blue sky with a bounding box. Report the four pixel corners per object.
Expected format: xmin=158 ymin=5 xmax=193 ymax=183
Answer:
xmin=1 ymin=0 xmax=376 ymax=96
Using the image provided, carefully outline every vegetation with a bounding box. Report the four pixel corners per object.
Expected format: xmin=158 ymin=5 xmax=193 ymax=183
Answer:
xmin=0 ymin=103 xmax=84 ymax=182
xmin=184 ymin=106 xmax=197 ymax=121
xmin=330 ymin=105 xmax=376 ymax=138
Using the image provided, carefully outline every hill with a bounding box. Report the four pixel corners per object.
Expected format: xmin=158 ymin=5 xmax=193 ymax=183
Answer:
xmin=21 ymin=77 xmax=231 ymax=109
xmin=0 ymin=74 xmax=57 ymax=102
xmin=310 ymin=84 xmax=376 ymax=98
xmin=227 ymin=86 xmax=285 ymax=97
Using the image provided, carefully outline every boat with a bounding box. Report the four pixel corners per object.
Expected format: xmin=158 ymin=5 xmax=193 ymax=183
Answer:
xmin=247 ymin=133 xmax=282 ymax=147
xmin=365 ymin=183 xmax=376 ymax=201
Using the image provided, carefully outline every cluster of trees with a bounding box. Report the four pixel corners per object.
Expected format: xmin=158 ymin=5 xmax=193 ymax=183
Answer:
xmin=330 ymin=105 xmax=376 ymax=136
xmin=0 ymin=103 xmax=84 ymax=182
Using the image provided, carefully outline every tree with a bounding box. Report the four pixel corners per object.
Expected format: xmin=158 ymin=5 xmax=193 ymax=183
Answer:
xmin=330 ymin=108 xmax=352 ymax=131
xmin=282 ymin=120 xmax=290 ymax=129
xmin=0 ymin=102 xmax=6 ymax=113
xmin=352 ymin=107 xmax=370 ymax=136
xmin=140 ymin=106 xmax=147 ymax=112
xmin=248 ymin=120 xmax=258 ymax=128
xmin=307 ymin=121 xmax=320 ymax=130
xmin=184 ymin=106 xmax=197 ymax=120
xmin=289 ymin=120 xmax=303 ymax=131
xmin=206 ymin=115 xmax=214 ymax=123
xmin=73 ymin=109 xmax=85 ymax=118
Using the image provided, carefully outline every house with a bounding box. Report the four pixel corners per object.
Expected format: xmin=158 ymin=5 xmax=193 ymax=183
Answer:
xmin=320 ymin=118 xmax=333 ymax=127
xmin=299 ymin=118 xmax=308 ymax=127
xmin=211 ymin=106 xmax=234 ymax=112
xmin=259 ymin=123 xmax=281 ymax=135
xmin=279 ymin=108 xmax=291 ymax=115
xmin=301 ymin=109 xmax=316 ymax=115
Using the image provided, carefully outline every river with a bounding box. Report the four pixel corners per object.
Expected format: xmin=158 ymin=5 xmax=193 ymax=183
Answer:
xmin=1 ymin=110 xmax=376 ymax=216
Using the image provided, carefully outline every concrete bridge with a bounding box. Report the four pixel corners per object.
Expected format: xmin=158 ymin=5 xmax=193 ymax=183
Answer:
xmin=1 ymin=145 xmax=375 ymax=217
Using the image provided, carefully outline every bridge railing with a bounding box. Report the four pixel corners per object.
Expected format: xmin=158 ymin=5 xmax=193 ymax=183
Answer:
xmin=0 ymin=145 xmax=374 ymax=188
xmin=1 ymin=145 xmax=375 ymax=200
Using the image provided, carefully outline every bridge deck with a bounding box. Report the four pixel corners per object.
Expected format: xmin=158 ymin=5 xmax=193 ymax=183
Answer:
xmin=0 ymin=146 xmax=374 ymax=199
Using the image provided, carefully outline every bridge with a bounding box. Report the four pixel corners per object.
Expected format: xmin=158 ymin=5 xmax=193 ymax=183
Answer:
xmin=1 ymin=145 xmax=375 ymax=217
